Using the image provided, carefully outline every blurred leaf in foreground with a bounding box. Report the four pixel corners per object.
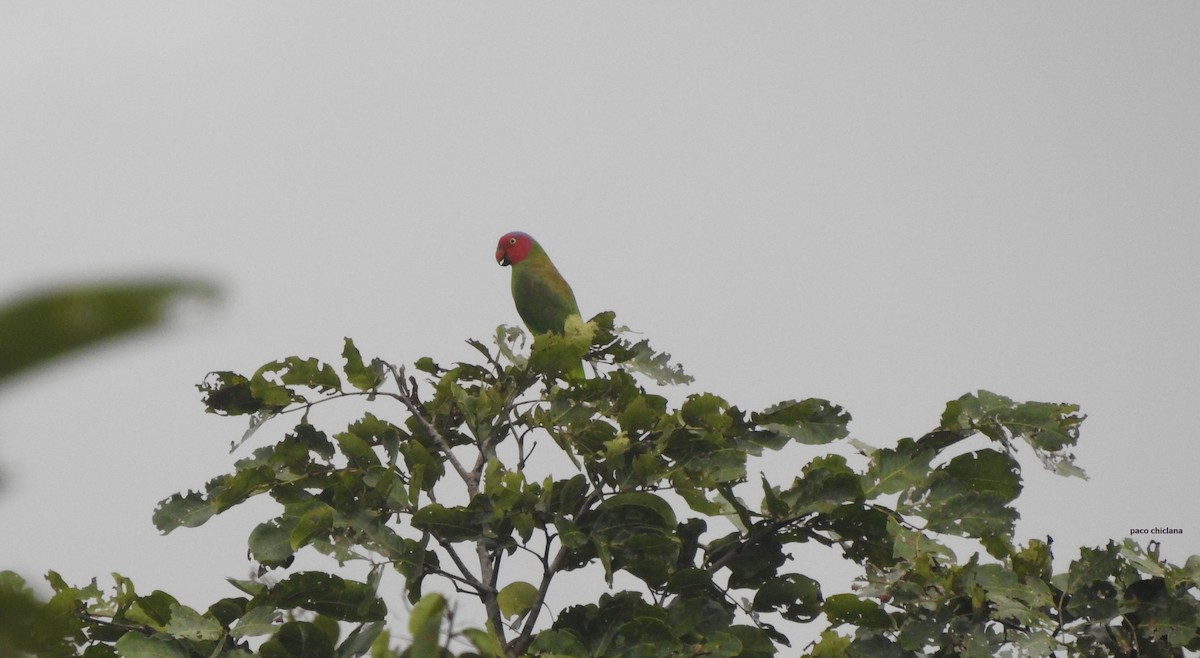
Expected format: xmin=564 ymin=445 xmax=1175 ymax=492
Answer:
xmin=0 ymin=279 xmax=218 ymax=384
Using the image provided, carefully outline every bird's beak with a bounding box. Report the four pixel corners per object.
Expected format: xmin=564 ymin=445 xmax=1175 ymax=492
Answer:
xmin=496 ymin=248 xmax=509 ymax=266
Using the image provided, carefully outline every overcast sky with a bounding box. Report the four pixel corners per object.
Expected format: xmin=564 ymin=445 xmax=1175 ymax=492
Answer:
xmin=2 ymin=2 xmax=1198 ymax=649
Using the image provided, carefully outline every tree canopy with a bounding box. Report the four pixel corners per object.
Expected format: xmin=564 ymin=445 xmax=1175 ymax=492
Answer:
xmin=4 ymin=311 xmax=1199 ymax=657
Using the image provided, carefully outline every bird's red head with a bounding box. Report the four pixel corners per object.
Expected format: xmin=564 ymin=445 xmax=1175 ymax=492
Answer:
xmin=496 ymin=231 xmax=535 ymax=267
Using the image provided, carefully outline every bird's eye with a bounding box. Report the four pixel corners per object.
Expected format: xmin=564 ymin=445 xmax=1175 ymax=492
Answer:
xmin=508 ymin=238 xmax=517 ymax=245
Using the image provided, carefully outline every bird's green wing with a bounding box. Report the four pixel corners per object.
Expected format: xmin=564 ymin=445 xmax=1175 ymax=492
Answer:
xmin=511 ymin=254 xmax=585 ymax=380
xmin=511 ymin=257 xmax=580 ymax=335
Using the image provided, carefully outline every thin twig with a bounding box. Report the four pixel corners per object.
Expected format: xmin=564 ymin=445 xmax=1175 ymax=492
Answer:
xmin=509 ymin=488 xmax=604 ymax=655
xmin=388 ymin=365 xmax=477 ymax=491
xmin=431 ymin=535 xmax=487 ymax=594
xmin=429 ymin=567 xmax=485 ymax=593
xmin=508 ymin=544 xmax=570 ymax=656
xmin=77 ymin=613 xmax=153 ymax=635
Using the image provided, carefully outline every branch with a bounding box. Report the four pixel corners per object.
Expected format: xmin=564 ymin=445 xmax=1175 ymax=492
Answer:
xmin=77 ymin=613 xmax=153 ymax=636
xmin=508 ymin=544 xmax=570 ymax=657
xmin=431 ymin=535 xmax=487 ymax=595
xmin=388 ymin=365 xmax=477 ymax=492
xmin=509 ymin=489 xmax=603 ymax=655
xmin=477 ymin=542 xmax=507 ymax=646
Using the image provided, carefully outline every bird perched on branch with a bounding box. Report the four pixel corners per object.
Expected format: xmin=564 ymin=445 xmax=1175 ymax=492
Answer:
xmin=495 ymin=231 xmax=584 ymax=378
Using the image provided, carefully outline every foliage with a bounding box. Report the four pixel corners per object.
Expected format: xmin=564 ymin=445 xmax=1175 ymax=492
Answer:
xmin=0 ymin=279 xmax=217 ymax=385
xmin=0 ymin=277 xmax=217 ymax=657
xmin=7 ymin=311 xmax=1200 ymax=657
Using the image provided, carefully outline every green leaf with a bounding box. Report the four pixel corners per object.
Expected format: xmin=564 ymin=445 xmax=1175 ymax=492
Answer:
xmin=806 ymin=629 xmax=852 ymax=657
xmin=710 ymin=532 xmax=786 ymax=589
xmin=451 ymin=381 xmax=505 ymax=442
xmin=113 ymin=633 xmax=189 ymax=658
xmin=337 ymin=621 xmax=385 ymax=658
xmin=622 ymin=336 xmax=693 ymax=386
xmin=249 ymin=518 xmax=297 ymax=566
xmin=944 ymin=449 xmax=1022 ymax=502
xmin=413 ymin=355 xmax=441 ymax=374
xmin=411 ymin=503 xmax=483 ymax=543
xmin=914 ymin=484 xmax=1019 ymax=541
xmin=905 ymin=453 xmax=1021 ymax=541
xmin=967 ymin=564 xmax=1053 ymax=626
xmin=152 ymin=492 xmax=217 ymax=534
xmin=823 ymin=593 xmax=891 ymax=629
xmin=554 ymin=517 xmax=589 ymax=549
xmin=163 ymin=604 xmax=223 ymax=641
xmin=692 ymin=632 xmax=745 ymax=658
xmin=617 ymin=395 xmax=665 ymax=434
xmin=312 ymin=615 xmax=341 ymax=648
xmin=260 ymin=621 xmax=336 ymax=658
xmin=263 ymin=573 xmax=386 ymax=622
xmin=407 ymin=594 xmax=445 ymax=657
xmin=664 ymin=568 xmax=718 ymax=599
xmin=461 ymin=628 xmax=505 ymax=657
xmin=289 ymin=504 xmax=334 ymax=550
xmin=497 ymin=581 xmax=539 ymax=620
xmin=889 ymin=517 xmax=956 ymax=563
xmin=717 ymin=627 xmax=779 ymax=656
xmin=681 ymin=393 xmax=732 ymax=432
xmin=342 ymin=338 xmax=385 ymax=391
xmin=333 ymin=431 xmax=381 ymax=469
xmin=528 ymin=325 xmax=590 ymax=380
xmin=754 ymin=399 xmax=851 ymax=445
xmin=862 ymin=438 xmax=935 ymax=497
xmin=778 ymin=454 xmax=863 ymax=515
xmin=251 ymin=357 xmax=342 ymax=407
xmin=1056 ymin=542 xmax=1124 ymax=620
xmin=0 ymin=571 xmax=79 ymax=656
xmin=587 ymin=494 xmax=680 ymax=586
xmin=206 ymin=598 xmax=245 ymax=628
xmin=1005 ymin=400 xmax=1083 ymax=452
xmin=126 ymin=590 xmax=178 ymax=628
xmin=192 ymin=465 xmax=275 ymax=516
xmin=674 ymin=518 xmax=707 ymax=571
xmin=0 ymin=280 xmax=216 ymax=383
xmin=940 ymin=391 xmax=1087 ymax=479
xmin=594 ymin=492 xmax=676 ymax=527
xmin=753 ymin=573 xmax=824 ymax=622
xmin=625 ymin=534 xmax=683 ymax=586
xmin=199 ymin=371 xmax=268 ymax=416
xmin=813 ymin=505 xmax=896 ymax=567
xmin=846 ymin=634 xmax=902 ymax=658
xmin=528 ymin=629 xmax=588 ymax=656
xmin=1011 ymin=537 xmax=1053 ymax=582
xmin=661 ymin=596 xmax=733 ymax=638
xmin=230 ymin=606 xmax=279 ymax=638
xmin=1012 ymin=631 xmax=1058 ymax=657
xmin=226 ymin=578 xmax=266 ymax=597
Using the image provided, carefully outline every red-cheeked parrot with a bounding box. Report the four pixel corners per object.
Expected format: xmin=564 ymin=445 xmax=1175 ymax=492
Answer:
xmin=495 ymin=231 xmax=584 ymax=378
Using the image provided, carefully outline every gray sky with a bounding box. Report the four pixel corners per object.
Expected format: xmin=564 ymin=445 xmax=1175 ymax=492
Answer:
xmin=2 ymin=2 xmax=1198 ymax=649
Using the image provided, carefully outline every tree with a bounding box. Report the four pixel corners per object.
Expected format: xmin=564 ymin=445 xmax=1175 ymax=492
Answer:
xmin=6 ymin=311 xmax=1200 ymax=657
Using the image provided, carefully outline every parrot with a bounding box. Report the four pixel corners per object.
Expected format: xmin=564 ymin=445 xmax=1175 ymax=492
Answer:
xmin=495 ymin=231 xmax=585 ymax=378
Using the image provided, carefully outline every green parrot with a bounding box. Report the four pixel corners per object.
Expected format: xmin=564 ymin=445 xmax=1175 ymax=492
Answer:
xmin=495 ymin=231 xmax=585 ymax=379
